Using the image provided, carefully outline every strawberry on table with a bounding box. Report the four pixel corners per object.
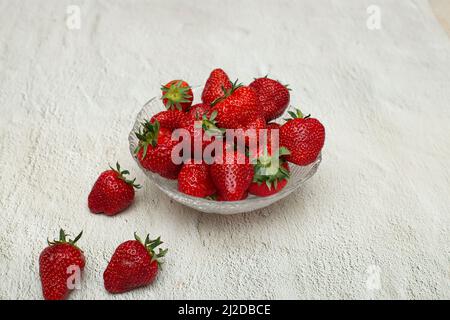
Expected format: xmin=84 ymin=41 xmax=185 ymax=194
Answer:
xmin=249 ymin=76 xmax=290 ymax=121
xmin=280 ymin=109 xmax=325 ymax=166
xmin=201 ymin=68 xmax=232 ymax=105
xmin=88 ymin=162 xmax=141 ymax=216
xmin=161 ymin=80 xmax=193 ymax=111
xmin=210 ymin=82 xmax=260 ymax=129
xmin=178 ymin=162 xmax=216 ymax=198
xmin=135 ymin=120 xmax=182 ymax=179
xmin=103 ymin=233 xmax=167 ymax=294
xmin=39 ymin=229 xmax=85 ymax=300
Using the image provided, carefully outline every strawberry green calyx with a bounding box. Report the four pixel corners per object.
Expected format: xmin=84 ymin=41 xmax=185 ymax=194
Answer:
xmin=134 ymin=120 xmax=161 ymax=159
xmin=199 ymin=110 xmax=225 ymax=137
xmin=110 ymin=162 xmax=141 ymax=189
xmin=253 ymin=147 xmax=291 ymax=190
xmin=161 ymin=81 xmax=192 ymax=111
xmin=211 ymin=79 xmax=242 ymax=106
xmin=134 ymin=233 xmax=168 ymax=267
xmin=47 ymin=229 xmax=83 ymax=250
xmin=285 ymin=109 xmax=311 ymax=121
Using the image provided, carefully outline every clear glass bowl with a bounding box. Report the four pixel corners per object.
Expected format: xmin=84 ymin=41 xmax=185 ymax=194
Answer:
xmin=128 ymin=88 xmax=321 ymax=214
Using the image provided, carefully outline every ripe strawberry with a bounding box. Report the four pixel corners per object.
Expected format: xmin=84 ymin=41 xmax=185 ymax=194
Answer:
xmin=209 ymin=145 xmax=254 ymax=201
xmin=216 ymin=191 xmax=248 ymax=201
xmin=178 ymin=162 xmax=216 ymax=198
xmin=280 ymin=109 xmax=325 ymax=166
xmin=201 ymin=68 xmax=232 ymax=105
xmin=181 ymin=109 xmax=224 ymax=156
xmin=249 ymin=155 xmax=290 ymax=197
xmin=188 ymin=103 xmax=210 ymax=119
xmin=266 ymin=122 xmax=281 ymax=129
xmin=150 ymin=110 xmax=187 ymax=130
xmin=88 ymin=163 xmax=141 ymax=216
xmin=135 ymin=120 xmax=182 ymax=179
xmin=242 ymin=116 xmax=266 ymax=146
xmin=249 ymin=77 xmax=290 ymax=121
xmin=161 ymin=80 xmax=193 ymax=111
xmin=210 ymin=83 xmax=260 ymax=129
xmin=103 ymin=233 xmax=167 ymax=294
xmin=39 ymin=229 xmax=85 ymax=300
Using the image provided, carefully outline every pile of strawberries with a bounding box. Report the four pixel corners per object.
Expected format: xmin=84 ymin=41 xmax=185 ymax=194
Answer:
xmin=135 ymin=68 xmax=326 ymax=201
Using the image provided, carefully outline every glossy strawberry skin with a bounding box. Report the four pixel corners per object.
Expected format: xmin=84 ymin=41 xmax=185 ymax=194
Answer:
xmin=243 ymin=116 xmax=266 ymax=146
xmin=188 ymin=103 xmax=211 ymax=119
xmin=201 ymin=68 xmax=232 ymax=105
xmin=249 ymin=178 xmax=288 ymax=197
xmin=178 ymin=162 xmax=216 ymax=198
xmin=211 ymin=86 xmax=260 ymax=129
xmin=151 ymin=110 xmax=187 ymax=130
xmin=209 ymin=148 xmax=254 ymax=201
xmin=249 ymin=77 xmax=290 ymax=121
xmin=103 ymin=240 xmax=157 ymax=294
xmin=162 ymin=80 xmax=193 ymax=111
xmin=39 ymin=241 xmax=85 ymax=300
xmin=280 ymin=117 xmax=325 ymax=166
xmin=217 ymin=191 xmax=248 ymax=201
xmin=249 ymin=163 xmax=290 ymax=197
xmin=137 ymin=127 xmax=182 ymax=179
xmin=88 ymin=170 xmax=135 ymax=216
xmin=266 ymin=122 xmax=281 ymax=129
xmin=180 ymin=115 xmax=217 ymax=156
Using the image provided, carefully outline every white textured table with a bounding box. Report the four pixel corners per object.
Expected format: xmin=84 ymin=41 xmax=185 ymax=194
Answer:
xmin=0 ymin=0 xmax=449 ymax=299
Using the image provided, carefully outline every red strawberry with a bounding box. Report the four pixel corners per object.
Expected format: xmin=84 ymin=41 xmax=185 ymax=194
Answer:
xmin=178 ymin=162 xmax=216 ymax=198
xmin=280 ymin=109 xmax=325 ymax=166
xmin=88 ymin=163 xmax=140 ymax=216
xmin=103 ymin=233 xmax=167 ymax=294
xmin=267 ymin=122 xmax=281 ymax=129
xmin=150 ymin=110 xmax=187 ymax=130
xmin=161 ymin=80 xmax=193 ymax=111
xmin=217 ymin=191 xmax=248 ymax=201
xmin=188 ymin=103 xmax=210 ymax=119
xmin=249 ymin=159 xmax=290 ymax=197
xmin=209 ymin=145 xmax=254 ymax=201
xmin=249 ymin=77 xmax=290 ymax=121
xmin=201 ymin=68 xmax=232 ymax=105
xmin=39 ymin=229 xmax=85 ymax=300
xmin=242 ymin=116 xmax=266 ymax=146
xmin=249 ymin=177 xmax=288 ymax=197
xmin=210 ymin=83 xmax=260 ymax=129
xmin=180 ymin=109 xmax=224 ymax=157
xmin=135 ymin=120 xmax=182 ymax=179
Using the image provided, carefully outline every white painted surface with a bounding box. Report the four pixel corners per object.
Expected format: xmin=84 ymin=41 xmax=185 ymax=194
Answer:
xmin=0 ymin=0 xmax=449 ymax=299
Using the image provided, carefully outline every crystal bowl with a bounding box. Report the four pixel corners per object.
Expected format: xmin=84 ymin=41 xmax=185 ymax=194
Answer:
xmin=128 ymin=88 xmax=321 ymax=214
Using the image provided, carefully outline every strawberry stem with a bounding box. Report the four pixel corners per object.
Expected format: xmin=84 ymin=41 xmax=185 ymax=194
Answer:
xmin=284 ymin=108 xmax=311 ymax=121
xmin=110 ymin=162 xmax=141 ymax=189
xmin=47 ymin=229 xmax=83 ymax=250
xmin=134 ymin=120 xmax=161 ymax=159
xmin=252 ymin=147 xmax=291 ymax=190
xmin=161 ymin=80 xmax=192 ymax=111
xmin=210 ymin=79 xmax=242 ymax=106
xmin=134 ymin=233 xmax=168 ymax=268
